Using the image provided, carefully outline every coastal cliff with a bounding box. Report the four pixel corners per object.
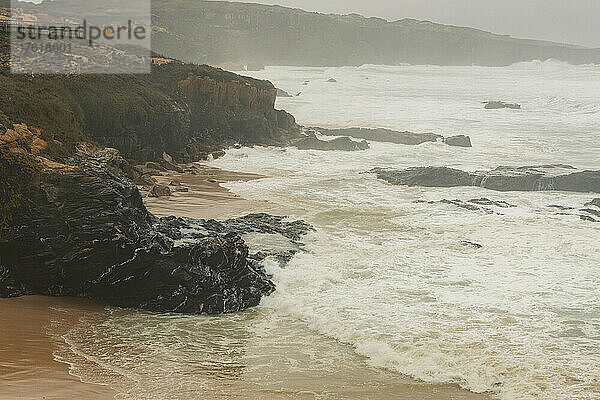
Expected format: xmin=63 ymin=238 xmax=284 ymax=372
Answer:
xmin=0 ymin=28 xmax=299 ymax=164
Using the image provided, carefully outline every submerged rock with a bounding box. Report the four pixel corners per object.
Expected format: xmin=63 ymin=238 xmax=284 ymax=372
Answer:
xmin=0 ymin=149 xmax=311 ymax=314
xmin=371 ymin=165 xmax=600 ymax=193
xmin=444 ymin=135 xmax=472 ymax=148
xmin=484 ymin=101 xmax=521 ymax=110
xmin=417 ymin=197 xmax=516 ymax=214
xmin=293 ymin=132 xmax=369 ymax=151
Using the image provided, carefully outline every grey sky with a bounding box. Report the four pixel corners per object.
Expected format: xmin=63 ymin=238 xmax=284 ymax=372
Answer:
xmin=234 ymin=0 xmax=600 ymax=48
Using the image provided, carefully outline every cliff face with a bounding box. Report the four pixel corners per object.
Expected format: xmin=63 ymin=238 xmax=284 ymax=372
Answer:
xmin=0 ymin=28 xmax=299 ymax=164
xmin=179 ymin=74 xmax=277 ymax=118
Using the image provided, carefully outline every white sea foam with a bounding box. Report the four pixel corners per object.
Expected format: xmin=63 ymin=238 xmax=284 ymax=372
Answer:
xmin=61 ymin=64 xmax=600 ymax=400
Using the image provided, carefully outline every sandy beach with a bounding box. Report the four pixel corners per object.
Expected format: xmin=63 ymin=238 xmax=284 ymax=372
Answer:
xmin=0 ymin=165 xmax=494 ymax=400
xmin=0 ymin=296 xmax=116 ymax=400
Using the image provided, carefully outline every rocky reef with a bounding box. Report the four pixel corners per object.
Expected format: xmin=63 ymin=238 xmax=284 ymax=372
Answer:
xmin=314 ymin=127 xmax=471 ymax=148
xmin=293 ymin=131 xmax=369 ymax=151
xmin=371 ymin=165 xmax=600 ymax=193
xmin=443 ymin=135 xmax=473 ymax=148
xmin=0 ymin=149 xmax=311 ymax=314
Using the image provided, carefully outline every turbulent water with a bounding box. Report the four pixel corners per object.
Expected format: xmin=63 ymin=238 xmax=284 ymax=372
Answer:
xmin=60 ymin=62 xmax=600 ymax=400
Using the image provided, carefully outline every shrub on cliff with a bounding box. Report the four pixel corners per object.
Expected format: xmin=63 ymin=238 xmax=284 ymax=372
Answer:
xmin=0 ymin=149 xmax=40 ymax=231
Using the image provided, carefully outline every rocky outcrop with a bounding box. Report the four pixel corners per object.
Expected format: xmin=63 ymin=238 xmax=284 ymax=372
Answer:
xmin=0 ymin=149 xmax=311 ymax=314
xmin=444 ymin=135 xmax=472 ymax=148
xmin=0 ymin=29 xmax=300 ymax=165
xmin=179 ymin=73 xmax=278 ymax=120
xmin=585 ymin=198 xmax=600 ymax=208
xmin=371 ymin=165 xmax=600 ymax=193
xmin=276 ymin=88 xmax=293 ymax=98
xmin=315 ymin=127 xmax=472 ymax=148
xmin=484 ymin=101 xmax=522 ymax=110
xmin=293 ymin=132 xmax=369 ymax=151
xmin=316 ymin=127 xmax=442 ymax=146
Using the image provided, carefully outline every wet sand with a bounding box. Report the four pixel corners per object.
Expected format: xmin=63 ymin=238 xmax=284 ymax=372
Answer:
xmin=0 ymin=165 xmax=495 ymax=400
xmin=0 ymin=296 xmax=116 ymax=400
xmin=142 ymin=163 xmax=269 ymax=220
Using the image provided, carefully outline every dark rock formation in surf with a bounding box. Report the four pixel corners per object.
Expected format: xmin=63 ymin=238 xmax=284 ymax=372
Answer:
xmin=585 ymin=198 xmax=600 ymax=208
xmin=293 ymin=132 xmax=369 ymax=151
xmin=484 ymin=101 xmax=522 ymax=110
xmin=371 ymin=165 xmax=600 ymax=193
xmin=0 ymin=149 xmax=311 ymax=314
xmin=315 ymin=127 xmax=472 ymax=148
xmin=277 ymin=88 xmax=293 ymax=98
xmin=444 ymin=135 xmax=473 ymax=148
xmin=417 ymin=198 xmax=516 ymax=214
xmin=316 ymin=127 xmax=442 ymax=146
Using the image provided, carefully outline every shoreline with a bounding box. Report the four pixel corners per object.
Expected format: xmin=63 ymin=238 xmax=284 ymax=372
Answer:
xmin=0 ymin=296 xmax=116 ymax=400
xmin=1 ymin=164 xmax=494 ymax=400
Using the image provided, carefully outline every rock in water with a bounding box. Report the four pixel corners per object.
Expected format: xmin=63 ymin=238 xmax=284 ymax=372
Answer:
xmin=0 ymin=149 xmax=310 ymax=314
xmin=484 ymin=101 xmax=521 ymax=110
xmin=585 ymin=198 xmax=600 ymax=208
xmin=293 ymin=132 xmax=369 ymax=151
xmin=444 ymin=135 xmax=472 ymax=148
xmin=276 ymin=88 xmax=293 ymax=97
xmin=372 ymin=167 xmax=473 ymax=187
xmin=315 ymin=127 xmax=442 ymax=146
xmin=327 ymin=78 xmax=337 ymax=82
xmin=371 ymin=165 xmax=600 ymax=193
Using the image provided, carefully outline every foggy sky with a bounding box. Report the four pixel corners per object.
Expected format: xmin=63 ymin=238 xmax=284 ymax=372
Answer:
xmin=234 ymin=0 xmax=600 ymax=48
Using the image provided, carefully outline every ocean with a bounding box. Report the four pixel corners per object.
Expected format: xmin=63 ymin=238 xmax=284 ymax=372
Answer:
xmin=58 ymin=62 xmax=600 ymax=399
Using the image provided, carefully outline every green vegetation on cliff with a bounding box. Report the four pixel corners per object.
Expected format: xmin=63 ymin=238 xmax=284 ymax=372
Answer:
xmin=0 ymin=30 xmax=297 ymax=163
xmin=0 ymin=149 xmax=39 ymax=230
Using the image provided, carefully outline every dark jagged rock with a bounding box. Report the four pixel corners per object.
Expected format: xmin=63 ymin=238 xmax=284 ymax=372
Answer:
xmin=293 ymin=132 xmax=369 ymax=151
xmin=316 ymin=127 xmax=442 ymax=146
xmin=276 ymin=88 xmax=293 ymax=97
xmin=373 ymin=167 xmax=473 ymax=187
xmin=0 ymin=149 xmax=311 ymax=314
xmin=444 ymin=135 xmax=472 ymax=148
xmin=484 ymin=101 xmax=522 ymax=110
xmin=372 ymin=165 xmax=600 ymax=193
xmin=327 ymin=78 xmax=337 ymax=83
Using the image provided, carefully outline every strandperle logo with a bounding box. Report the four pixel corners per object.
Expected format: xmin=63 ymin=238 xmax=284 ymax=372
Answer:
xmin=10 ymin=0 xmax=151 ymax=74
xmin=15 ymin=20 xmax=147 ymax=42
